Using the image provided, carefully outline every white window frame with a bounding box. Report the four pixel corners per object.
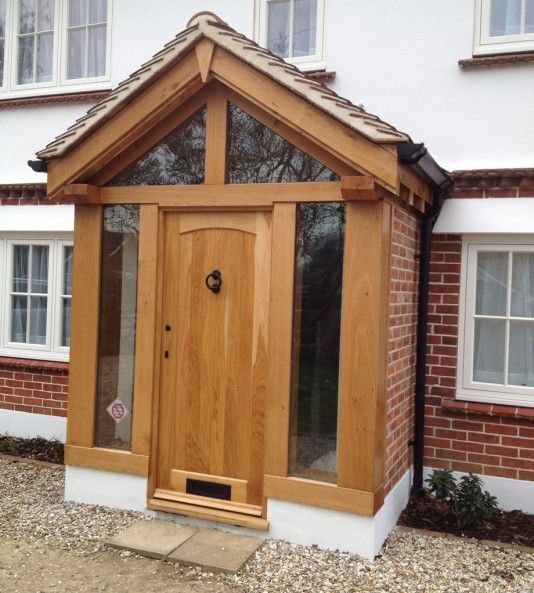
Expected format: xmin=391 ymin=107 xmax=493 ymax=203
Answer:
xmin=0 ymin=233 xmax=72 ymax=361
xmin=0 ymin=0 xmax=111 ymax=100
xmin=255 ymin=0 xmax=326 ymax=71
xmin=474 ymin=0 xmax=534 ymax=56
xmin=457 ymin=235 xmax=534 ymax=408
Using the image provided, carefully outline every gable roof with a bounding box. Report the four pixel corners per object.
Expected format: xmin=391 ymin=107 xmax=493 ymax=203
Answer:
xmin=37 ymin=12 xmax=410 ymax=160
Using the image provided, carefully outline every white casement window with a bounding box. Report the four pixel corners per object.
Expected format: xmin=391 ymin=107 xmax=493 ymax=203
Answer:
xmin=0 ymin=0 xmax=111 ymax=99
xmin=0 ymin=235 xmax=72 ymax=361
xmin=475 ymin=0 xmax=534 ymax=55
xmin=458 ymin=236 xmax=534 ymax=407
xmin=256 ymin=0 xmax=325 ymax=71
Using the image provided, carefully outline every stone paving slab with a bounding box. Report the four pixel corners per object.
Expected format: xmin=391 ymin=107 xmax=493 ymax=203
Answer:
xmin=107 ymin=520 xmax=196 ymax=560
xmin=168 ymin=528 xmax=264 ymax=574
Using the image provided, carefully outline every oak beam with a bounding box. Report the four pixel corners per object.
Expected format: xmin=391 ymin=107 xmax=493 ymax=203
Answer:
xmin=340 ymin=176 xmax=376 ymax=201
xmin=195 ymin=38 xmax=215 ymax=82
xmin=59 ymin=184 xmax=100 ymax=204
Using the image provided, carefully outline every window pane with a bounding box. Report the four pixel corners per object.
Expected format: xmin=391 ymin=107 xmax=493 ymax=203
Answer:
xmin=19 ymin=0 xmax=36 ymax=34
xmin=69 ymin=0 xmax=86 ymax=26
xmin=0 ymin=0 xmax=6 ymax=37
xmin=527 ymin=0 xmax=534 ymax=32
xmin=31 ymin=245 xmax=49 ymax=293
xmin=36 ymin=32 xmax=53 ymax=82
xmin=289 ymin=203 xmax=345 ymax=483
xmin=475 ymin=251 xmax=508 ymax=316
xmin=490 ymin=0 xmax=522 ymax=36
xmin=293 ymin=0 xmax=316 ymax=57
xmin=12 ymin=245 xmax=29 ymax=292
xmin=67 ymin=27 xmax=85 ymax=78
xmin=95 ymin=205 xmax=139 ymax=450
xmin=473 ymin=318 xmax=506 ymax=384
xmin=89 ymin=0 xmax=107 ymax=23
xmin=511 ymin=253 xmax=534 ymax=318
xmin=227 ymin=104 xmax=339 ymax=183
xmin=11 ymin=295 xmax=27 ymax=343
xmin=61 ymin=297 xmax=71 ymax=347
xmin=509 ymin=321 xmax=534 ymax=387
xmin=37 ymin=0 xmax=54 ymax=31
xmin=267 ymin=0 xmax=290 ymax=57
xmin=108 ymin=108 xmax=206 ymax=186
xmin=63 ymin=246 xmax=73 ymax=295
xmin=0 ymin=40 xmax=4 ymax=85
xmin=29 ymin=295 xmax=47 ymax=344
xmin=87 ymin=24 xmax=106 ymax=77
xmin=18 ymin=35 xmax=34 ymax=84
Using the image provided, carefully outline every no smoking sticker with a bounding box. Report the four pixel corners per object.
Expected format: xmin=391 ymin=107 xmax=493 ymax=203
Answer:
xmin=106 ymin=397 xmax=130 ymax=424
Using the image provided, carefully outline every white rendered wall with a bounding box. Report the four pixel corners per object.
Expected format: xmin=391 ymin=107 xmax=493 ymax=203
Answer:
xmin=0 ymin=409 xmax=66 ymax=442
xmin=64 ymin=465 xmax=411 ymax=561
xmin=2 ymin=0 xmax=533 ymax=184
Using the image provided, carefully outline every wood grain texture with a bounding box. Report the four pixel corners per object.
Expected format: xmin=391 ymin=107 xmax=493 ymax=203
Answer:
xmin=205 ymin=84 xmax=228 ymax=184
xmin=195 ymin=38 xmax=215 ymax=83
xmin=46 ymin=51 xmax=202 ymax=199
xmin=65 ymin=445 xmax=148 ymax=476
xmin=58 ymin=184 xmax=100 ymax=204
xmin=154 ymin=489 xmax=261 ymax=517
xmin=264 ymin=475 xmax=375 ymax=516
xmin=66 ymin=206 xmax=102 ymax=448
xmin=156 ymin=211 xmax=271 ymax=509
xmin=264 ymin=203 xmax=296 ymax=478
xmin=340 ymin=176 xmax=376 ymax=201
xmin=337 ymin=201 xmax=392 ymax=495
xmin=210 ymin=47 xmax=398 ymax=191
xmin=131 ymin=205 xmax=158 ymax=456
xmin=169 ymin=469 xmax=248 ymax=503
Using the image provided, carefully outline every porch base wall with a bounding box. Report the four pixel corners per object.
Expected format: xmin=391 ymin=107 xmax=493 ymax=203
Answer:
xmin=64 ymin=466 xmax=412 ymax=561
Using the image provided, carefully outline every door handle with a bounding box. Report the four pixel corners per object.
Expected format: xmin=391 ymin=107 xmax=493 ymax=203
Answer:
xmin=205 ymin=269 xmax=222 ymax=294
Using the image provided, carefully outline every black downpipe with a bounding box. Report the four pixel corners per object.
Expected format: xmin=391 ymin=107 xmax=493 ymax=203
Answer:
xmin=412 ymin=188 xmax=444 ymax=494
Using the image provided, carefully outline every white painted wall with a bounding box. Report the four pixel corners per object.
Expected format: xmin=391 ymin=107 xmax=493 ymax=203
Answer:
xmin=1 ymin=0 xmax=532 ymax=184
xmin=0 ymin=409 xmax=66 ymax=441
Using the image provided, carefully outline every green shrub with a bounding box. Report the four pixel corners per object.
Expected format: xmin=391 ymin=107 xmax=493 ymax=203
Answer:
xmin=425 ymin=469 xmax=457 ymax=502
xmin=455 ymin=473 xmax=498 ymax=527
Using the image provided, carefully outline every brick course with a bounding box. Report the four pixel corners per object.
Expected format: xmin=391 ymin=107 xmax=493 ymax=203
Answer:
xmin=0 ymin=357 xmax=69 ymax=418
xmin=384 ymin=206 xmax=420 ymax=494
xmin=425 ymin=233 xmax=534 ymax=481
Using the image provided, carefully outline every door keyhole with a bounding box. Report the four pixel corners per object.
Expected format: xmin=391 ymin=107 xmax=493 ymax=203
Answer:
xmin=205 ymin=269 xmax=223 ymax=294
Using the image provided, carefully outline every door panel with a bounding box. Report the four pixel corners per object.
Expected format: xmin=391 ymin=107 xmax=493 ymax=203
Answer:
xmin=156 ymin=211 xmax=271 ymax=510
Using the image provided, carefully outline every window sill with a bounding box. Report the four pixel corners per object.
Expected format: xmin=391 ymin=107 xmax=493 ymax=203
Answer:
xmin=443 ymin=398 xmax=534 ymax=421
xmin=0 ymin=89 xmax=111 ymax=109
xmin=0 ymin=355 xmax=68 ymax=373
xmin=458 ymin=52 xmax=534 ymax=69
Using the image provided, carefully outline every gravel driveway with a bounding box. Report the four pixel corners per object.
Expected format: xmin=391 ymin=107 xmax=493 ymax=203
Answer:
xmin=0 ymin=457 xmax=533 ymax=593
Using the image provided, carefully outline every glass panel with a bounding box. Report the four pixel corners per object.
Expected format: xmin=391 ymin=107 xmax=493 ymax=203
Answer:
xmin=289 ymin=203 xmax=345 ymax=483
xmin=0 ymin=0 xmax=6 ymax=37
xmin=293 ymin=0 xmax=316 ymax=57
xmin=0 ymin=40 xmax=4 ymax=84
xmin=108 ymin=108 xmax=206 ymax=186
xmin=475 ymin=251 xmax=508 ymax=316
xmin=526 ymin=0 xmax=534 ymax=33
xmin=18 ymin=34 xmax=34 ymax=84
xmin=69 ymin=0 xmax=86 ymax=26
xmin=11 ymin=295 xmax=27 ymax=343
xmin=37 ymin=0 xmax=54 ymax=31
xmin=29 ymin=295 xmax=47 ymax=344
xmin=508 ymin=321 xmax=534 ymax=387
xmin=30 ymin=245 xmax=49 ymax=293
xmin=95 ymin=205 xmax=139 ymax=450
xmin=473 ymin=318 xmax=506 ymax=384
xmin=87 ymin=24 xmax=106 ymax=77
xmin=67 ymin=27 xmax=85 ymax=78
xmin=89 ymin=0 xmax=107 ymax=23
xmin=63 ymin=246 xmax=73 ymax=295
xmin=267 ymin=0 xmax=290 ymax=57
xmin=19 ymin=0 xmax=36 ymax=34
xmin=12 ymin=245 xmax=29 ymax=292
xmin=61 ymin=297 xmax=71 ymax=347
xmin=36 ymin=32 xmax=53 ymax=82
xmin=490 ymin=0 xmax=522 ymax=36
xmin=227 ymin=104 xmax=339 ymax=184
xmin=511 ymin=252 xmax=534 ymax=318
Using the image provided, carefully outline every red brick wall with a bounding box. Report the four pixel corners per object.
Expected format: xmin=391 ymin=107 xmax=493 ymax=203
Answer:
xmin=0 ymin=357 xmax=69 ymax=418
xmin=425 ymin=233 xmax=534 ymax=482
xmin=384 ymin=206 xmax=420 ymax=494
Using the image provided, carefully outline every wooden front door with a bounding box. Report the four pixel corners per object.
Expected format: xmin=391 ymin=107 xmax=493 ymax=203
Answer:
xmin=154 ymin=210 xmax=271 ymax=516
